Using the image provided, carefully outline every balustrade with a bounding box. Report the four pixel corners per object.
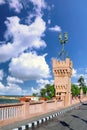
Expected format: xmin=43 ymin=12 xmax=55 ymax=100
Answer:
xmin=0 ymin=103 xmax=23 ymax=121
xmin=0 ymin=96 xmax=86 ymax=127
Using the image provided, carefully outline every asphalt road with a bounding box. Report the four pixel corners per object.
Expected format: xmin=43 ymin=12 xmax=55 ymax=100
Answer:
xmin=32 ymin=103 xmax=87 ymax=130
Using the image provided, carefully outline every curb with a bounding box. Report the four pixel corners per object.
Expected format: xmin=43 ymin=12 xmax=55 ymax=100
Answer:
xmin=12 ymin=103 xmax=81 ymax=130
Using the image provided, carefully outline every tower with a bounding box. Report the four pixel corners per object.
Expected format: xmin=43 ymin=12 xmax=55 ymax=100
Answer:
xmin=52 ymin=58 xmax=72 ymax=106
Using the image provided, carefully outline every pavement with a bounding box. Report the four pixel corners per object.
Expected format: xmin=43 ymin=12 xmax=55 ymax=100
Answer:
xmin=0 ymin=102 xmax=84 ymax=130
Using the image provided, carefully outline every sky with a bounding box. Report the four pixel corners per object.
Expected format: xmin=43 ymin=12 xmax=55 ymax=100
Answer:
xmin=0 ymin=0 xmax=87 ymax=95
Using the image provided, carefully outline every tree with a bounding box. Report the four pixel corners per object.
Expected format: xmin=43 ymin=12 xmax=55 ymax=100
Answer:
xmin=82 ymin=86 xmax=87 ymax=94
xmin=45 ymin=84 xmax=55 ymax=99
xmin=78 ymin=76 xmax=85 ymax=88
xmin=40 ymin=88 xmax=47 ymax=97
xmin=40 ymin=84 xmax=55 ymax=100
xmin=32 ymin=93 xmax=38 ymax=97
xmin=71 ymin=84 xmax=80 ymax=97
xmin=77 ymin=76 xmax=87 ymax=94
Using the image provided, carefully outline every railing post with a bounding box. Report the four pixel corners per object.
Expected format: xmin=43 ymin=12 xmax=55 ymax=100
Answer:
xmin=22 ymin=101 xmax=30 ymax=118
xmin=54 ymin=99 xmax=57 ymax=109
xmin=42 ymin=101 xmax=46 ymax=112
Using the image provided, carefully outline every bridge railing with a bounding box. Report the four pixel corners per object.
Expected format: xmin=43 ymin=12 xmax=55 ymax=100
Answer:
xmin=0 ymin=103 xmax=23 ymax=121
xmin=0 ymin=99 xmax=64 ymax=124
xmin=0 ymin=95 xmax=87 ymax=126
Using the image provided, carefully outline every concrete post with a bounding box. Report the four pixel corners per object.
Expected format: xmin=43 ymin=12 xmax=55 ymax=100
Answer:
xmin=80 ymin=88 xmax=83 ymax=99
xmin=21 ymin=101 xmax=29 ymax=118
xmin=42 ymin=101 xmax=46 ymax=112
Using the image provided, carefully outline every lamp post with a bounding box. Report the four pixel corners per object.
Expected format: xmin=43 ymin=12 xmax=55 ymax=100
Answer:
xmin=58 ymin=32 xmax=68 ymax=60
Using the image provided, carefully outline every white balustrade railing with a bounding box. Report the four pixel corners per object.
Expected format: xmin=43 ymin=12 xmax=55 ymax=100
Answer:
xmin=0 ymin=96 xmax=86 ymax=126
xmin=0 ymin=103 xmax=23 ymax=121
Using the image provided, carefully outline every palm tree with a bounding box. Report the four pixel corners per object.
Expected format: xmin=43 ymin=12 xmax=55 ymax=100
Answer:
xmin=78 ymin=76 xmax=85 ymax=88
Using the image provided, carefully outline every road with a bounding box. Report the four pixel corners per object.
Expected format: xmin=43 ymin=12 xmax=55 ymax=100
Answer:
xmin=32 ymin=103 xmax=87 ymax=130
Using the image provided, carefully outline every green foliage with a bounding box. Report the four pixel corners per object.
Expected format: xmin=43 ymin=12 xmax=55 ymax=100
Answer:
xmin=32 ymin=93 xmax=38 ymax=97
xmin=40 ymin=84 xmax=55 ymax=100
xmin=82 ymin=86 xmax=87 ymax=94
xmin=71 ymin=84 xmax=80 ymax=96
xmin=77 ymin=76 xmax=87 ymax=94
xmin=40 ymin=88 xmax=47 ymax=97
xmin=78 ymin=76 xmax=85 ymax=87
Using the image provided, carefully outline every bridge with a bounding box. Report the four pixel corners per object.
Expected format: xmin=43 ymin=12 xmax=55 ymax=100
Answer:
xmin=0 ymin=95 xmax=87 ymax=129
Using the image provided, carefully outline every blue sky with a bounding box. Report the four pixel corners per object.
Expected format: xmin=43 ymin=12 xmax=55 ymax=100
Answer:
xmin=0 ymin=0 xmax=87 ymax=95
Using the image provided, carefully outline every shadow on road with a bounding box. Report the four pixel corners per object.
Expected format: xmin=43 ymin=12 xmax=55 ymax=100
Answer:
xmin=81 ymin=103 xmax=87 ymax=105
xmin=60 ymin=121 xmax=74 ymax=130
xmin=72 ymin=115 xmax=87 ymax=124
xmin=79 ymin=100 xmax=87 ymax=105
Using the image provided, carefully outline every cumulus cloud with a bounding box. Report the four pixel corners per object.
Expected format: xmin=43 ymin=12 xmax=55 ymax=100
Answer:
xmin=9 ymin=52 xmax=50 ymax=80
xmin=0 ymin=0 xmax=51 ymax=96
xmin=0 ymin=0 xmax=5 ymax=4
xmin=0 ymin=16 xmax=46 ymax=63
xmin=49 ymin=25 xmax=61 ymax=32
xmin=30 ymin=0 xmax=46 ymax=9
xmin=31 ymin=78 xmax=54 ymax=94
xmin=0 ymin=69 xmax=4 ymax=80
xmin=0 ymin=82 xmax=27 ymax=95
xmin=0 ymin=0 xmax=23 ymax=13
xmin=72 ymin=68 xmax=86 ymax=79
xmin=36 ymin=78 xmax=54 ymax=85
xmin=0 ymin=0 xmax=47 ymax=15
xmin=31 ymin=87 xmax=40 ymax=94
xmin=72 ymin=68 xmax=77 ymax=77
xmin=0 ymin=0 xmax=47 ymax=64
xmin=7 ymin=76 xmax=23 ymax=84
xmin=48 ymin=19 xmax=51 ymax=24
xmin=30 ymin=0 xmax=46 ymax=16
xmin=8 ymin=0 xmax=23 ymax=13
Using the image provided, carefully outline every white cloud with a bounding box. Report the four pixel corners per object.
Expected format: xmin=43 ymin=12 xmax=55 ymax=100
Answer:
xmin=8 ymin=0 xmax=23 ymax=13
xmin=72 ymin=68 xmax=77 ymax=77
xmin=0 ymin=69 xmax=4 ymax=80
xmin=49 ymin=25 xmax=61 ymax=32
xmin=31 ymin=79 xmax=54 ymax=94
xmin=30 ymin=0 xmax=46 ymax=16
xmin=0 ymin=16 xmax=46 ymax=63
xmin=7 ymin=76 xmax=23 ymax=84
xmin=0 ymin=0 xmax=23 ymax=13
xmin=31 ymin=87 xmax=40 ymax=94
xmin=36 ymin=79 xmax=54 ymax=86
xmin=0 ymin=82 xmax=25 ymax=95
xmin=30 ymin=0 xmax=46 ymax=9
xmin=0 ymin=0 xmax=5 ymax=4
xmin=9 ymin=52 xmax=50 ymax=80
xmin=48 ymin=19 xmax=51 ymax=24
xmin=0 ymin=0 xmax=47 ymax=15
xmin=0 ymin=0 xmax=48 ymax=64
xmin=72 ymin=68 xmax=86 ymax=79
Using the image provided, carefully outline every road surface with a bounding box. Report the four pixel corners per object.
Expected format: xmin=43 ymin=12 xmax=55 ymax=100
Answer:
xmin=33 ymin=103 xmax=87 ymax=130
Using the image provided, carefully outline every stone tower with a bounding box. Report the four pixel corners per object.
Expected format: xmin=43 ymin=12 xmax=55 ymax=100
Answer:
xmin=52 ymin=58 xmax=72 ymax=106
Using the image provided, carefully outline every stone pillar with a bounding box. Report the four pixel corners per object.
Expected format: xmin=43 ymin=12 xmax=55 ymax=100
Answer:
xmin=80 ymin=88 xmax=83 ymax=99
xmin=52 ymin=58 xmax=72 ymax=106
xmin=42 ymin=101 xmax=46 ymax=112
xmin=20 ymin=101 xmax=29 ymax=118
